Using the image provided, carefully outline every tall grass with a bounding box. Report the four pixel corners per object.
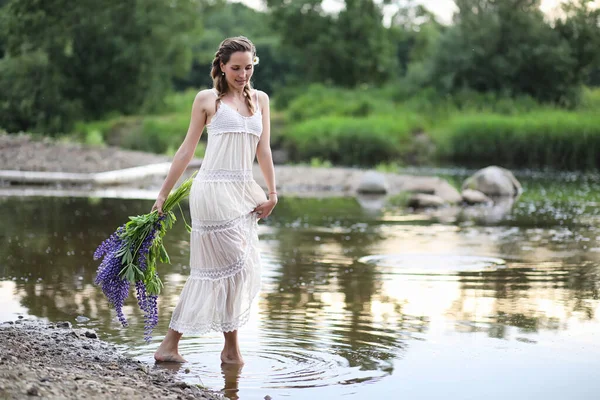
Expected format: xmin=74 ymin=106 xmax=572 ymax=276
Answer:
xmin=73 ymin=89 xmax=204 ymax=156
xmin=284 ymin=115 xmax=420 ymax=166
xmin=433 ymin=110 xmax=600 ymax=170
xmin=284 ymin=84 xmax=396 ymax=122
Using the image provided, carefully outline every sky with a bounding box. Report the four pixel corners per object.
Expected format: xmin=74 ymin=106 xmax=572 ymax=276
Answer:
xmin=233 ymin=0 xmax=599 ymax=24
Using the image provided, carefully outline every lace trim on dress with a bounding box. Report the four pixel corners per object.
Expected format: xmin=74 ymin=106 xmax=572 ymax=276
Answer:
xmin=191 ymin=214 xmax=246 ymax=234
xmin=210 ymin=130 xmax=261 ymax=138
xmin=169 ymin=305 xmax=252 ymax=335
xmin=189 ymin=250 xmax=249 ymax=280
xmin=196 ymin=169 xmax=253 ymax=182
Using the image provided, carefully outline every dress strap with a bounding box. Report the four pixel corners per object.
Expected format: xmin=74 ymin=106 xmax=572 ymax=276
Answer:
xmin=212 ymin=88 xmax=220 ymax=113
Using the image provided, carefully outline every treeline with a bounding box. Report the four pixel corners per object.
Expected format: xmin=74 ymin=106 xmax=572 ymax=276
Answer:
xmin=1 ymin=0 xmax=600 ymax=169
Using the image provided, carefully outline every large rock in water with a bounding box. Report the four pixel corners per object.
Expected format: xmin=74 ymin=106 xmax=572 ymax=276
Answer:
xmin=357 ymin=171 xmax=388 ymax=194
xmin=407 ymin=193 xmax=446 ymax=209
xmin=462 ymin=166 xmax=522 ymax=197
xmin=462 ymin=189 xmax=492 ymax=205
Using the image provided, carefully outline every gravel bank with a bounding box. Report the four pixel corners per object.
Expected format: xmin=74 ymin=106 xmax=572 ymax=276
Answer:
xmin=0 ymin=133 xmax=169 ymax=173
xmin=0 ymin=319 xmax=222 ymax=400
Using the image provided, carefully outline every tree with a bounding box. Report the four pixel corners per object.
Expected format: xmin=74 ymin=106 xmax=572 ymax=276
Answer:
xmin=554 ymin=0 xmax=600 ymax=88
xmin=1 ymin=0 xmax=201 ymax=133
xmin=265 ymin=0 xmax=395 ymax=87
xmin=174 ymin=1 xmax=291 ymax=95
xmin=418 ymin=0 xmax=581 ymax=104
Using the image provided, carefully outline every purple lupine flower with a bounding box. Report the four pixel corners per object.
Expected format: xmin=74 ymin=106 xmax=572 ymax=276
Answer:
xmin=144 ymin=293 xmax=159 ymax=342
xmin=135 ymin=280 xmax=159 ymax=342
xmin=137 ymin=227 xmax=157 ymax=272
xmin=95 ymin=215 xmax=167 ymax=339
xmin=94 ymin=237 xmax=130 ymax=326
xmin=93 ymin=225 xmax=125 ymax=260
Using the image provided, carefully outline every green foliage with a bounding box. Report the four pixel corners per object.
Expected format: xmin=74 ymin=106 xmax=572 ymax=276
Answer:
xmin=75 ymin=113 xmax=200 ymax=156
xmin=284 ymin=116 xmax=417 ymax=166
xmin=554 ymin=0 xmax=600 ymax=84
xmin=284 ymin=84 xmax=396 ymax=122
xmin=580 ymin=87 xmax=600 ymax=111
xmin=266 ymin=0 xmax=395 ymax=87
xmin=414 ymin=0 xmax=583 ymax=104
xmin=0 ymin=51 xmax=82 ymax=133
xmin=433 ymin=110 xmax=600 ymax=170
xmin=1 ymin=0 xmax=201 ymax=133
xmin=174 ymin=1 xmax=290 ymax=94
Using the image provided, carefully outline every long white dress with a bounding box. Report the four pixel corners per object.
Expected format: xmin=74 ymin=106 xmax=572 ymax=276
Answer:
xmin=169 ymin=88 xmax=267 ymax=334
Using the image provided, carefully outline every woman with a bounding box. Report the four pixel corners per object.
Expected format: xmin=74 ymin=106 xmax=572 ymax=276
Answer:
xmin=151 ymin=36 xmax=277 ymax=365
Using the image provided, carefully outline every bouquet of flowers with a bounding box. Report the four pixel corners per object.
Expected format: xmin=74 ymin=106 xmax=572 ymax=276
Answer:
xmin=93 ymin=173 xmax=196 ymax=342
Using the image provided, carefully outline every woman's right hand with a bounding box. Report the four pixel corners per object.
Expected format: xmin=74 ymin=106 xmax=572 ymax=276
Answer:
xmin=151 ymin=195 xmax=166 ymax=215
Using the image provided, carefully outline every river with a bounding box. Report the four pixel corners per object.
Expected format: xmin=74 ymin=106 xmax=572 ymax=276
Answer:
xmin=1 ymin=168 xmax=599 ymax=399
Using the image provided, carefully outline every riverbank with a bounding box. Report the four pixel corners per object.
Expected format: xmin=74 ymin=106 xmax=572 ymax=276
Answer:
xmin=0 ymin=133 xmax=170 ymax=173
xmin=0 ymin=318 xmax=222 ymax=400
xmin=0 ymin=133 xmax=462 ymax=201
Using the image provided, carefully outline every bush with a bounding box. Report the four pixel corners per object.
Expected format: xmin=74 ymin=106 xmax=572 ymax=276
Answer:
xmin=433 ymin=110 xmax=600 ymax=170
xmin=0 ymin=52 xmax=82 ymax=134
xmin=283 ymin=115 xmax=418 ymax=166
xmin=284 ymin=84 xmax=395 ymax=122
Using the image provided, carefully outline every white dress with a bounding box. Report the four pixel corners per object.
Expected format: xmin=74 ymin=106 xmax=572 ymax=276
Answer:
xmin=169 ymin=88 xmax=267 ymax=334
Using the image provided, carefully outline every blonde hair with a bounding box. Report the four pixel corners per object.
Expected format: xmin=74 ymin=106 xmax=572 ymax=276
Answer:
xmin=210 ymin=36 xmax=257 ymax=114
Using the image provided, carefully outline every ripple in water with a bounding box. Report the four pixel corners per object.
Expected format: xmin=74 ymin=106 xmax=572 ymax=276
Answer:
xmin=136 ymin=334 xmax=391 ymax=397
xmin=358 ymin=253 xmax=507 ymax=274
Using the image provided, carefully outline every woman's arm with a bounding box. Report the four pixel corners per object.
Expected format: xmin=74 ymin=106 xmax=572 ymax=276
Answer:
xmin=152 ymin=90 xmax=211 ymax=213
xmin=254 ymin=90 xmax=278 ymax=218
xmin=256 ymin=90 xmax=276 ymax=197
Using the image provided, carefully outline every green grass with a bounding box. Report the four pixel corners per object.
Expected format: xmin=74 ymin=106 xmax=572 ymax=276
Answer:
xmin=283 ymin=115 xmax=421 ymax=166
xmin=72 ymin=89 xmax=205 ymax=156
xmin=432 ymin=110 xmax=600 ymax=170
xmin=67 ymin=85 xmax=600 ymax=170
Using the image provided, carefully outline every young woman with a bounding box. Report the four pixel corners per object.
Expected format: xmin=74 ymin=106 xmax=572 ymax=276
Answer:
xmin=151 ymin=36 xmax=277 ymax=365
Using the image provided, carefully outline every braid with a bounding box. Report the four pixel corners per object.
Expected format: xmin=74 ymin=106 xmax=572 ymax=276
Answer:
xmin=211 ymin=52 xmax=228 ymax=101
xmin=243 ymin=84 xmax=255 ymax=115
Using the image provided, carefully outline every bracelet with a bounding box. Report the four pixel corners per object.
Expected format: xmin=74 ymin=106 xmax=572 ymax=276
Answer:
xmin=269 ymin=191 xmax=277 ymax=195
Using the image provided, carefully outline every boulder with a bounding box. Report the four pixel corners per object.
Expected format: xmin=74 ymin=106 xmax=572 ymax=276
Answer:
xmin=435 ymin=179 xmax=463 ymax=204
xmin=356 ymin=171 xmax=388 ymax=194
xmin=462 ymin=166 xmax=522 ymax=197
xmin=407 ymin=193 xmax=446 ymax=209
xmin=402 ymin=177 xmax=462 ymax=204
xmin=462 ymin=189 xmax=492 ymax=205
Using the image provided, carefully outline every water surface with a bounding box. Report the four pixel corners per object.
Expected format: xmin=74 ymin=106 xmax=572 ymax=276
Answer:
xmin=1 ymin=169 xmax=599 ymax=399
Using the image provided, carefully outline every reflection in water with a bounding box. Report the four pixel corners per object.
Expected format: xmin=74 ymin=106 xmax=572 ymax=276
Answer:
xmin=221 ymin=363 xmax=243 ymax=400
xmin=1 ymin=170 xmax=600 ymax=398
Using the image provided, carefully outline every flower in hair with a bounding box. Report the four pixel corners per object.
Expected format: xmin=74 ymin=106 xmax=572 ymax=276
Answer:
xmin=253 ymin=56 xmax=260 ymax=66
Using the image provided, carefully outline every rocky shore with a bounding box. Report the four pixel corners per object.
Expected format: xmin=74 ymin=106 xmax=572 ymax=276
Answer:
xmin=0 ymin=318 xmax=222 ymax=400
xmin=0 ymin=132 xmax=521 ymax=207
xmin=0 ymin=133 xmax=169 ymax=174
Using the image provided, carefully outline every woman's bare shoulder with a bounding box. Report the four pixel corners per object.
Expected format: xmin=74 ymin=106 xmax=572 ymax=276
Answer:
xmin=192 ymin=89 xmax=217 ymax=111
xmin=195 ymin=88 xmax=217 ymax=102
xmin=255 ymin=89 xmax=270 ymax=106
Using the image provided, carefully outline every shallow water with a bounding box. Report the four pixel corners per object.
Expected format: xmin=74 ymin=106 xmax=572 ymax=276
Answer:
xmin=1 ymin=169 xmax=600 ymax=399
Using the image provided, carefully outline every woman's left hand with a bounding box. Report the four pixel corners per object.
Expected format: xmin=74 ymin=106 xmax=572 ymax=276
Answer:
xmin=252 ymin=196 xmax=278 ymax=219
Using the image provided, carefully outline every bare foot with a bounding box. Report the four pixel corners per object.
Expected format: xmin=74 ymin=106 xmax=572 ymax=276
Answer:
xmin=221 ymin=350 xmax=244 ymax=365
xmin=154 ymin=350 xmax=187 ymax=363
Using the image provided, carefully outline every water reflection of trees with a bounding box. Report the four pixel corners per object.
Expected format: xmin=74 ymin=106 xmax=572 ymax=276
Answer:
xmin=264 ymin=197 xmax=430 ymax=373
xmin=450 ymin=263 xmax=600 ymax=339
xmin=0 ymin=196 xmax=172 ymax=342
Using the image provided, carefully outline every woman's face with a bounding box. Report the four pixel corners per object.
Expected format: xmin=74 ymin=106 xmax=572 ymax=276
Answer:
xmin=221 ymin=51 xmax=254 ymax=89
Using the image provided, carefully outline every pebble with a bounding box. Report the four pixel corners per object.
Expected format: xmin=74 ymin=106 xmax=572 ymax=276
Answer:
xmin=84 ymin=330 xmax=98 ymax=339
xmin=26 ymin=384 xmax=39 ymax=396
xmin=1 ymin=319 xmax=221 ymax=400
